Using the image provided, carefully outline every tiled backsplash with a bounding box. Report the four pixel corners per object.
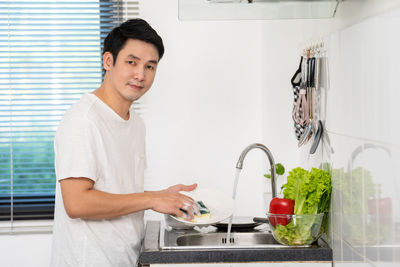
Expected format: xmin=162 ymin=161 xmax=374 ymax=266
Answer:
xmin=300 ymin=6 xmax=400 ymax=267
xmin=327 ymin=134 xmax=400 ymax=266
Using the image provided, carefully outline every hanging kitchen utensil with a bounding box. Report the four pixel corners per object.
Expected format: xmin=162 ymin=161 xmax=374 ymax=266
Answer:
xmin=292 ymin=87 xmax=308 ymax=125
xmin=298 ymin=57 xmax=316 ymax=147
xmin=312 ymin=47 xmax=322 ymax=122
xmin=307 ymin=57 xmax=317 ymax=144
xmin=314 ymin=52 xmax=321 ymax=91
xmin=309 ymin=52 xmax=324 ymax=154
xmin=310 ymin=120 xmax=324 ymax=154
xmin=291 ymin=56 xmax=309 ymax=140
xmin=290 ymin=56 xmax=302 ymax=87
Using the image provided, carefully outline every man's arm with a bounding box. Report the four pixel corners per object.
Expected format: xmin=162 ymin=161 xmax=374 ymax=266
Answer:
xmin=60 ymin=177 xmax=197 ymax=220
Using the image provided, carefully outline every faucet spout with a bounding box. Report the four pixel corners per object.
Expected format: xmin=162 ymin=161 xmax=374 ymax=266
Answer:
xmin=236 ymin=143 xmax=277 ymax=198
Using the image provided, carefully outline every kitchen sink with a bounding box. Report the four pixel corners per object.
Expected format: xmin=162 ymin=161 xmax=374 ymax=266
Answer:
xmin=177 ymin=232 xmax=282 ymax=247
xmin=159 ymin=226 xmax=287 ymax=250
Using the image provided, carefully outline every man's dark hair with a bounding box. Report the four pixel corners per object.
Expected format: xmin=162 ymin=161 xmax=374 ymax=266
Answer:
xmin=103 ymin=19 xmax=164 ymax=64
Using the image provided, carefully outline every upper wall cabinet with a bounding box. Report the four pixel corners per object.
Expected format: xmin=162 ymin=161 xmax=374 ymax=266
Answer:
xmin=178 ymin=0 xmax=340 ymax=20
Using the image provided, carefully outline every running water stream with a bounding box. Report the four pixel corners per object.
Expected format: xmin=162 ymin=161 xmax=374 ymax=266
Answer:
xmin=226 ymin=168 xmax=242 ymax=242
xmin=225 ymin=143 xmax=276 ymax=244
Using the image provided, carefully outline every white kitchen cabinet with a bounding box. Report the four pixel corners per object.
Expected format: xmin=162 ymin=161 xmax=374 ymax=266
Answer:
xmin=178 ymin=0 xmax=339 ymax=20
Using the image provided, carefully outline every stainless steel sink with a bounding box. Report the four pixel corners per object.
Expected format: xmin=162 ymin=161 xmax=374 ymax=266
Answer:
xmin=177 ymin=232 xmax=282 ymax=247
xmin=160 ymin=227 xmax=286 ymax=250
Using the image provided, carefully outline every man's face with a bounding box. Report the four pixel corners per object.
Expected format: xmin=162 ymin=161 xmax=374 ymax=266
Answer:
xmin=104 ymin=39 xmax=159 ymax=103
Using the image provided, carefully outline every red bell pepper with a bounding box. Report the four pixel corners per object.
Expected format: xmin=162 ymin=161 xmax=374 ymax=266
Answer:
xmin=269 ymin=197 xmax=295 ymax=227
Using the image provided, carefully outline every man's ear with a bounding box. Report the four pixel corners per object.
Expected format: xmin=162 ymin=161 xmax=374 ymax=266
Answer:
xmin=103 ymin=52 xmax=114 ymax=71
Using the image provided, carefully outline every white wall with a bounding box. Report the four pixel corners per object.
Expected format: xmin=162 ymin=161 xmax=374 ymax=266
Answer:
xmin=294 ymin=1 xmax=400 ymax=266
xmin=0 ymin=231 xmax=53 ymax=267
xmin=140 ymin=0 xmax=269 ymax=219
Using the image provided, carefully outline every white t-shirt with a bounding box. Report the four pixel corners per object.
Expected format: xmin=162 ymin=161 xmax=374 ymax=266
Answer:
xmin=51 ymin=93 xmax=146 ymax=267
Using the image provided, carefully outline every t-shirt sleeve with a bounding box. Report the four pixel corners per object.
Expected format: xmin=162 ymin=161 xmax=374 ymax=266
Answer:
xmin=54 ymin=112 xmax=99 ymax=182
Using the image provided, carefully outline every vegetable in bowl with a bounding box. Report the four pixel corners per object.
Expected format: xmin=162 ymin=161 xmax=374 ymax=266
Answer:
xmin=268 ymin=197 xmax=294 ymax=227
xmin=269 ymin=167 xmax=331 ymax=246
xmin=269 ymin=213 xmax=325 ymax=246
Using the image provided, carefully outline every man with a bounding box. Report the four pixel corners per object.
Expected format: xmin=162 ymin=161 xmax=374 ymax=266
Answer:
xmin=51 ymin=19 xmax=197 ymax=266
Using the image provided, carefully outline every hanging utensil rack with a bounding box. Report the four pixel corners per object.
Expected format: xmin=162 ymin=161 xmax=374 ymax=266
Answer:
xmin=291 ymin=40 xmax=327 ymax=154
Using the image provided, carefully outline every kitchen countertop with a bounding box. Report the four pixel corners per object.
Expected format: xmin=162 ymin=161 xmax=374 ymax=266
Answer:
xmin=138 ymin=221 xmax=332 ymax=265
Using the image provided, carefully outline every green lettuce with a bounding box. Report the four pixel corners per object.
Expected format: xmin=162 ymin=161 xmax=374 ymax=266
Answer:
xmin=282 ymin=167 xmax=332 ymax=215
xmin=273 ymin=167 xmax=332 ymax=245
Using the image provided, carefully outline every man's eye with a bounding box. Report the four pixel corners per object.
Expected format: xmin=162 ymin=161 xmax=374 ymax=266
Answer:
xmin=146 ymin=65 xmax=155 ymax=70
xmin=128 ymin=61 xmax=135 ymax=65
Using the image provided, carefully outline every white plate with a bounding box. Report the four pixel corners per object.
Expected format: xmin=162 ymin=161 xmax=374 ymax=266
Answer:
xmin=170 ymin=188 xmax=235 ymax=225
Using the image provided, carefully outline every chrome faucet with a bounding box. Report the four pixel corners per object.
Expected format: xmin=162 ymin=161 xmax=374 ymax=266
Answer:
xmin=236 ymin=143 xmax=277 ymax=198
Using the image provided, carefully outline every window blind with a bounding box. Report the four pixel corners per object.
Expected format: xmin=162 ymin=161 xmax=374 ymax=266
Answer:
xmin=0 ymin=0 xmax=139 ymax=221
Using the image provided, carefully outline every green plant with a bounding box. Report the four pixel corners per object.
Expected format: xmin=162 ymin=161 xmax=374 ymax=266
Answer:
xmin=264 ymin=163 xmax=285 ymax=179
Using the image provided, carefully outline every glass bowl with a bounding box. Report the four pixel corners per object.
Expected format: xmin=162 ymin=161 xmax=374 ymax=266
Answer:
xmin=267 ymin=212 xmax=325 ymax=246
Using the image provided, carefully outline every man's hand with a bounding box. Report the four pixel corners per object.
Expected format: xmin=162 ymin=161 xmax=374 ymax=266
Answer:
xmin=148 ymin=183 xmax=198 ymax=220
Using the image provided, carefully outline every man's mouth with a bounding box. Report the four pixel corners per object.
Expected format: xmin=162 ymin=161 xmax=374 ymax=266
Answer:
xmin=127 ymin=82 xmax=144 ymax=90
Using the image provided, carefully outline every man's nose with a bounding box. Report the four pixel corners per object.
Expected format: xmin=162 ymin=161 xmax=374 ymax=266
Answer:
xmin=133 ymin=66 xmax=145 ymax=81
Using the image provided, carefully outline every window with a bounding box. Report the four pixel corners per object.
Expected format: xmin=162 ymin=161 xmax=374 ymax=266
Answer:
xmin=0 ymin=0 xmax=139 ymax=222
